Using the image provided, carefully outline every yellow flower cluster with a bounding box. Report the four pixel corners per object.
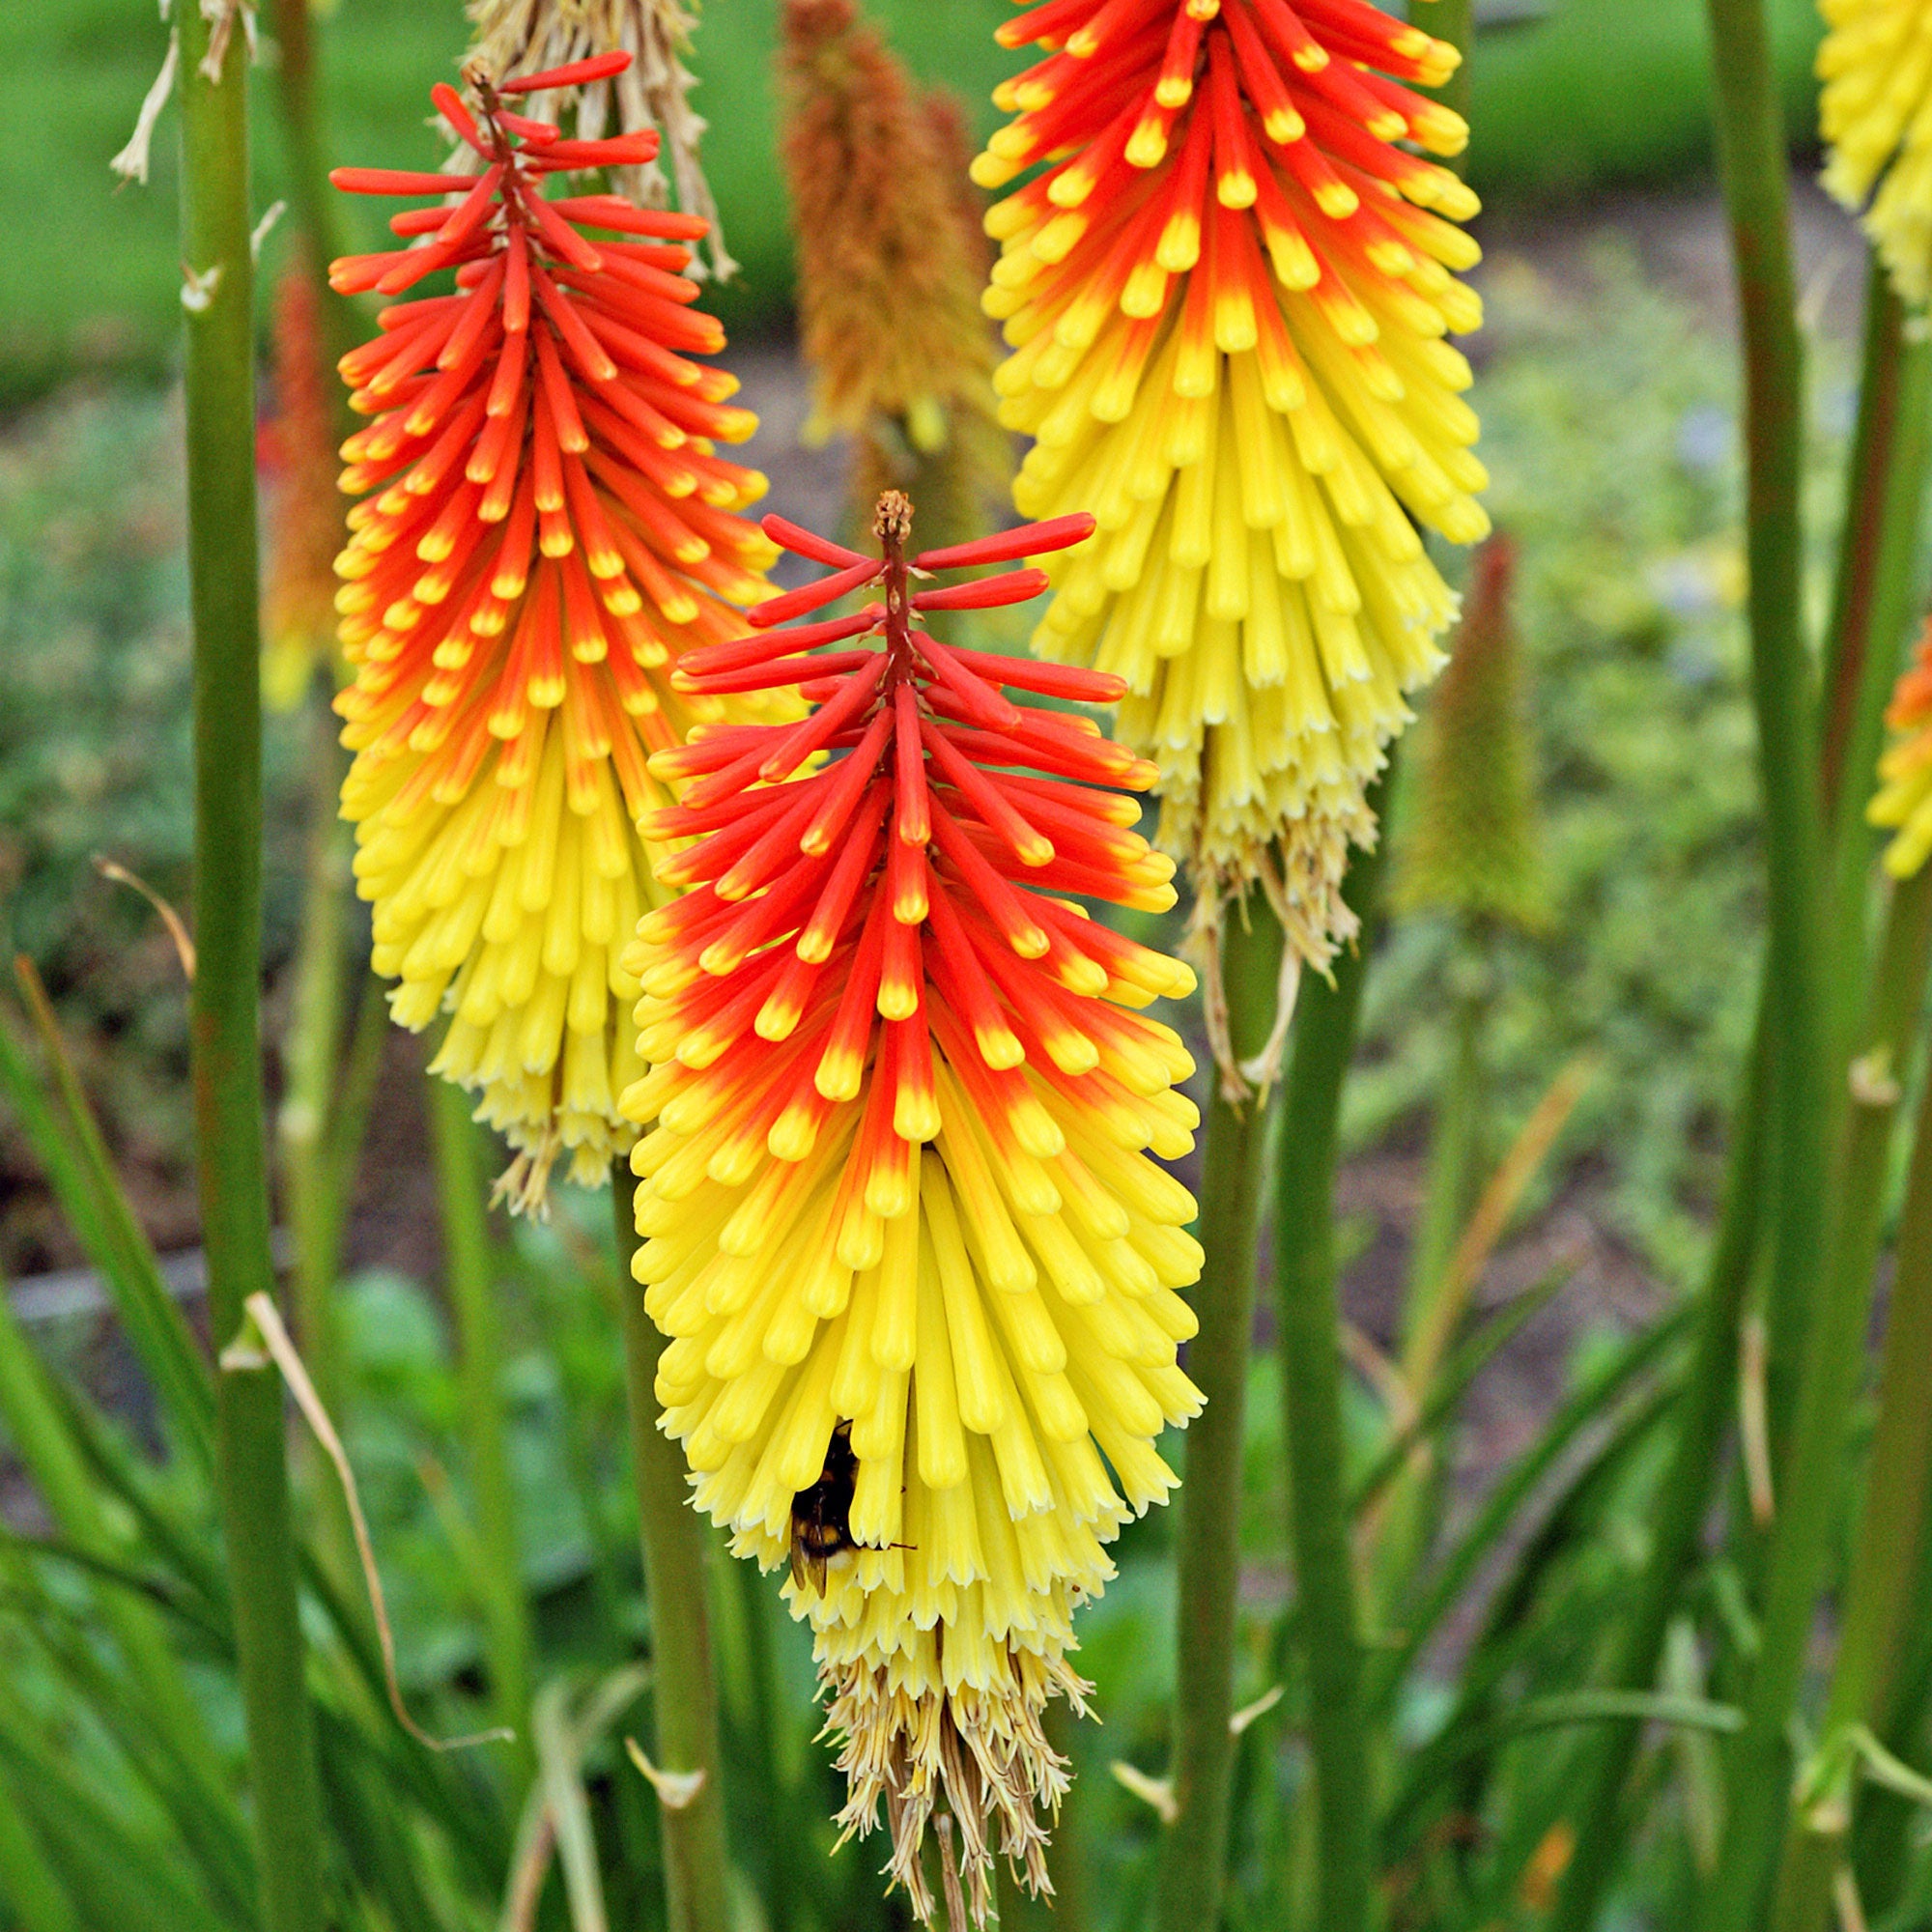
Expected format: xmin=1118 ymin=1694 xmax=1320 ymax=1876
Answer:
xmin=1820 ymin=0 xmax=1932 ymax=303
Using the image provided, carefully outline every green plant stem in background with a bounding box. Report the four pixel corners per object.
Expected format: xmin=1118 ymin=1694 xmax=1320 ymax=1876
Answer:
xmin=1153 ymin=898 xmax=1285 ymax=1932
xmin=280 ymin=705 xmax=353 ymax=1417
xmin=1430 ymin=0 xmax=1475 ymax=131
xmin=1696 ymin=0 xmax=1838 ymax=1910
xmin=427 ymin=1075 xmax=534 ymax=1776
xmin=1820 ymin=268 xmax=1932 ymax=1048
xmin=1546 ymin=995 xmax=1771 ymax=1932
xmin=1373 ymin=964 xmax=1487 ymax=1618
xmin=611 ymin=1167 xmax=732 ymax=1932
xmin=1767 ymin=865 xmax=1932 ymax=1932
xmin=1275 ymin=810 xmax=1393 ymax=1932
xmin=176 ymin=5 xmax=327 ymax=1930
xmin=265 ymin=0 xmax=357 ymax=382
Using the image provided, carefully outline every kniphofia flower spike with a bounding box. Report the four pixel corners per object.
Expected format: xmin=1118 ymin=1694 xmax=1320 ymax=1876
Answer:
xmin=622 ymin=494 xmax=1206 ymax=1920
xmin=1819 ymin=0 xmax=1932 ymax=303
xmin=1870 ymin=618 xmax=1932 ymax=878
xmin=328 ymin=53 xmax=786 ymax=1212
xmin=980 ymin=0 xmax=1487 ymax=966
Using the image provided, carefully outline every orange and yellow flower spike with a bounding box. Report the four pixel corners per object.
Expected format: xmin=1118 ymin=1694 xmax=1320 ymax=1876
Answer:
xmin=1870 ymin=618 xmax=1932 ymax=876
xmin=1819 ymin=0 xmax=1932 ymax=304
xmin=328 ymin=54 xmax=785 ymax=1213
xmin=621 ymin=493 xmax=1204 ymax=1921
xmin=979 ymin=0 xmax=1487 ymax=966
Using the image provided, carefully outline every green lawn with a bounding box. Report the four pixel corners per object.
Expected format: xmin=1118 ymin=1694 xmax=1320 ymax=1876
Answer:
xmin=11 ymin=0 xmax=1824 ymax=396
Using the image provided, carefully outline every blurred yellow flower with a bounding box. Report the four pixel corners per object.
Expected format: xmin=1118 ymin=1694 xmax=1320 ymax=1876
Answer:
xmin=1820 ymin=0 xmax=1932 ymax=302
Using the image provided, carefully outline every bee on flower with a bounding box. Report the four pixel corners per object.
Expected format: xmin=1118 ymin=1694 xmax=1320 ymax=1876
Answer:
xmin=979 ymin=0 xmax=1488 ymax=971
xmin=621 ymin=493 xmax=1205 ymax=1920
xmin=328 ymin=54 xmax=788 ymax=1213
xmin=1869 ymin=617 xmax=1932 ymax=877
xmin=1819 ymin=0 xmax=1932 ymax=304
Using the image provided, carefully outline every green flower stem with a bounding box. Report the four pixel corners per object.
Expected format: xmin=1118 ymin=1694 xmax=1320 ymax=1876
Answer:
xmin=612 ymin=1166 xmax=732 ymax=1932
xmin=1696 ymin=0 xmax=1839 ymax=1911
xmin=1767 ymin=864 xmax=1932 ymax=1932
xmin=1154 ymin=896 xmax=1285 ymax=1932
xmin=1821 ymin=265 xmax=1931 ymax=835
xmin=1274 ymin=805 xmax=1393 ymax=1932
xmin=280 ymin=708 xmax=353 ymax=1417
xmin=427 ymin=1075 xmax=534 ymax=1776
xmin=1546 ymin=993 xmax=1771 ymax=1931
xmin=1821 ymin=268 xmax=1932 ymax=1050
xmin=177 ymin=7 xmax=327 ymax=1930
xmin=265 ymin=0 xmax=356 ymax=380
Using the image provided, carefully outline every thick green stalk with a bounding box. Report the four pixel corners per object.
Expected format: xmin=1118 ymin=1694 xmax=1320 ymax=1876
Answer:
xmin=427 ymin=1075 xmax=534 ymax=1774
xmin=1546 ymin=992 xmax=1771 ymax=1931
xmin=1822 ymin=268 xmax=1906 ymax=815
xmin=1274 ymin=813 xmax=1392 ymax=1932
xmin=177 ymin=7 xmax=327 ymax=1930
xmin=724 ymin=1548 xmax=803 ymax=1932
xmin=612 ymin=1167 xmax=733 ymax=1932
xmin=1154 ymin=899 xmax=1285 ymax=1932
xmin=1767 ymin=865 xmax=1932 ymax=1932
xmin=1373 ymin=968 xmax=1486 ymax=1615
xmin=1695 ymin=0 xmax=1835 ymax=1911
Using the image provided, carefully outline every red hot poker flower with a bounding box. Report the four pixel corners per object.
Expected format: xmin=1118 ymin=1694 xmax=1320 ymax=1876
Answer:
xmin=623 ymin=493 xmax=1206 ymax=1920
xmin=328 ymin=54 xmax=788 ymax=1213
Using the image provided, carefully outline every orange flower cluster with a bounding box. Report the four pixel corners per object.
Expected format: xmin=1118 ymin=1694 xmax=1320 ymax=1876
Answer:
xmin=260 ymin=263 xmax=346 ymax=710
xmin=622 ymin=494 xmax=1205 ymax=1918
xmin=778 ymin=0 xmax=1009 ymax=549
xmin=978 ymin=0 xmax=1486 ymax=960
xmin=1870 ymin=619 xmax=1932 ymax=879
xmin=328 ymin=53 xmax=786 ymax=1210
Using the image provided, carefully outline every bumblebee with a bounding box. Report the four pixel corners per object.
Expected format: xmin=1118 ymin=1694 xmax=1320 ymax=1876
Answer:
xmin=788 ymin=1421 xmax=863 ymax=1597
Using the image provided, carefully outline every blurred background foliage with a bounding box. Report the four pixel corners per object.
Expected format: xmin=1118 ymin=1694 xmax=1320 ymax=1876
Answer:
xmin=9 ymin=0 xmax=1826 ymax=398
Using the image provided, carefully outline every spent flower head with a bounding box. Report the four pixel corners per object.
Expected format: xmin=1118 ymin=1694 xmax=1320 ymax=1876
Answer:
xmin=328 ymin=54 xmax=787 ymax=1213
xmin=621 ymin=494 xmax=1204 ymax=1921
xmin=465 ymin=0 xmax=736 ymax=279
xmin=779 ymin=0 xmax=1012 ymax=553
xmin=980 ymin=0 xmax=1487 ymax=970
